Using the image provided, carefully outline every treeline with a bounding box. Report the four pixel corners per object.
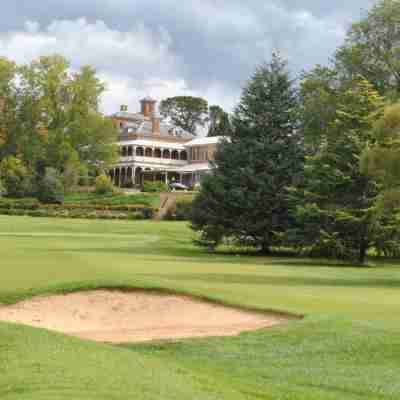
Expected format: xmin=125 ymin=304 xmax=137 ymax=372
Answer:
xmin=191 ymin=0 xmax=400 ymax=264
xmin=0 ymin=55 xmax=118 ymax=202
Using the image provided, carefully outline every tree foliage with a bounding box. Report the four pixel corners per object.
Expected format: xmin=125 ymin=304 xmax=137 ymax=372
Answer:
xmin=191 ymin=54 xmax=304 ymax=252
xmin=288 ymin=78 xmax=400 ymax=263
xmin=207 ymin=105 xmax=232 ymax=137
xmin=0 ymin=156 xmax=33 ymax=198
xmin=361 ymin=102 xmax=400 ymax=212
xmin=335 ymin=0 xmax=400 ymax=96
xmin=159 ymin=96 xmax=208 ymax=135
xmin=38 ymin=167 xmax=64 ymax=204
xmin=300 ymin=66 xmax=341 ymax=150
xmin=0 ymin=55 xmax=118 ymax=195
xmin=95 ymin=174 xmax=115 ymax=195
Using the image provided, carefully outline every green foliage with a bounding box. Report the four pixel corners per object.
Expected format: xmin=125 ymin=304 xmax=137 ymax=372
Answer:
xmin=159 ymin=96 xmax=208 ymax=135
xmin=164 ymin=197 xmax=194 ymax=220
xmin=335 ymin=0 xmax=400 ymax=96
xmin=361 ymin=102 xmax=400 ymax=217
xmin=95 ymin=174 xmax=115 ymax=195
xmin=207 ymin=105 xmax=232 ymax=137
xmin=361 ymin=103 xmax=400 ymax=186
xmin=0 ymin=178 xmax=5 ymax=198
xmin=0 ymin=55 xmax=118 ymax=193
xmin=288 ymin=78 xmax=400 ymax=263
xmin=0 ymin=156 xmax=34 ymax=198
xmin=0 ymin=198 xmax=155 ymax=220
xmin=300 ymin=66 xmax=341 ymax=149
xmin=142 ymin=181 xmax=169 ymax=193
xmin=64 ymin=192 xmax=160 ymax=208
xmin=191 ymin=54 xmax=304 ymax=251
xmin=37 ymin=167 xmax=64 ymax=204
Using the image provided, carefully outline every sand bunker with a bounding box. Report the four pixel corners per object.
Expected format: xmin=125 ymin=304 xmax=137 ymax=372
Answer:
xmin=0 ymin=290 xmax=289 ymax=343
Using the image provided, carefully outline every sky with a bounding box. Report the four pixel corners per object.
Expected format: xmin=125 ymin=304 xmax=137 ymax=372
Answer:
xmin=0 ymin=0 xmax=376 ymax=114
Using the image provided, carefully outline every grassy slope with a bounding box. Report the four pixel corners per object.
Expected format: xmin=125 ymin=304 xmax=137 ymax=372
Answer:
xmin=0 ymin=216 xmax=399 ymax=399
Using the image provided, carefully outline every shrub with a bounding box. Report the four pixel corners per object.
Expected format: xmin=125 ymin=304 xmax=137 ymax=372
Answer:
xmin=38 ymin=168 xmax=65 ymax=204
xmin=164 ymin=197 xmax=194 ymax=220
xmin=0 ymin=156 xmax=34 ymax=198
xmin=142 ymin=181 xmax=169 ymax=193
xmin=128 ymin=211 xmax=146 ymax=220
xmin=0 ymin=198 xmax=40 ymax=210
xmin=95 ymin=174 xmax=115 ymax=195
xmin=0 ymin=178 xmax=5 ymax=197
xmin=174 ymin=198 xmax=193 ymax=220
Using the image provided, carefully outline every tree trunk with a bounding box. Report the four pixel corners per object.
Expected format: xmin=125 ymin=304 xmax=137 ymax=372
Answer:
xmin=358 ymin=238 xmax=367 ymax=265
xmin=261 ymin=241 xmax=271 ymax=255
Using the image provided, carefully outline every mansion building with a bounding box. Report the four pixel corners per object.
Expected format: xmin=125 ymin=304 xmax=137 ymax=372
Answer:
xmin=108 ymin=97 xmax=222 ymax=188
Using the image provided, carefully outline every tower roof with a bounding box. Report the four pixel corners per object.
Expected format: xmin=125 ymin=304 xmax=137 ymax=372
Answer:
xmin=140 ymin=96 xmax=157 ymax=103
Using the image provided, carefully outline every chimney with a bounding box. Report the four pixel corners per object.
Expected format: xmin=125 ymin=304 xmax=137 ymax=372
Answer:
xmin=140 ymin=97 xmax=157 ymax=118
xmin=152 ymin=114 xmax=161 ymax=136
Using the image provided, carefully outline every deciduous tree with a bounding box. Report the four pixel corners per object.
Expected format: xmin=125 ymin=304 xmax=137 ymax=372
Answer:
xmin=335 ymin=0 xmax=400 ymax=96
xmin=159 ymin=96 xmax=208 ymax=135
xmin=207 ymin=105 xmax=232 ymax=137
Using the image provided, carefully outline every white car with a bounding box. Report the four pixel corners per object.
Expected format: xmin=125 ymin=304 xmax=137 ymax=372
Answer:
xmin=169 ymin=182 xmax=189 ymax=191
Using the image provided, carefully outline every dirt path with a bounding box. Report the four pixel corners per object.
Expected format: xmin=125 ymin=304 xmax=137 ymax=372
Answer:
xmin=155 ymin=193 xmax=177 ymax=220
xmin=0 ymin=290 xmax=289 ymax=343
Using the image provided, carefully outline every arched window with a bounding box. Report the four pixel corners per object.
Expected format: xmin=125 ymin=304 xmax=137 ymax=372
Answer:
xmin=136 ymin=147 xmax=144 ymax=157
xmin=154 ymin=148 xmax=162 ymax=158
xmin=162 ymin=149 xmax=170 ymax=159
xmin=145 ymin=148 xmax=153 ymax=157
xmin=180 ymin=150 xmax=188 ymax=161
xmin=171 ymin=150 xmax=179 ymax=160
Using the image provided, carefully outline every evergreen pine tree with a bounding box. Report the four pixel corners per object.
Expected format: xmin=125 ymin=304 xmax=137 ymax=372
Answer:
xmin=191 ymin=54 xmax=304 ymax=252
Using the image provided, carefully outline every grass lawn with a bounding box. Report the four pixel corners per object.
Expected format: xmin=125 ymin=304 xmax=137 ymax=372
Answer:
xmin=0 ymin=215 xmax=399 ymax=399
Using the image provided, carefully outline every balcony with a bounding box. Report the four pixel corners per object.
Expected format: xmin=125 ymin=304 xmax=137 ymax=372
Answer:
xmin=120 ymin=155 xmax=188 ymax=167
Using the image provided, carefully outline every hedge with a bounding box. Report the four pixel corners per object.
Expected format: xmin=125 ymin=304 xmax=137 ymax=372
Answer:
xmin=164 ymin=198 xmax=194 ymax=221
xmin=0 ymin=198 xmax=156 ymax=220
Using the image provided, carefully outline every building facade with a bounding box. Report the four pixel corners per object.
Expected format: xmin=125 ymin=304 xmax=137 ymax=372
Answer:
xmin=108 ymin=98 xmax=223 ymax=188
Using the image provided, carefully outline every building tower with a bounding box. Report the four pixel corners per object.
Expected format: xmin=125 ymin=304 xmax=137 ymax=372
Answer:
xmin=140 ymin=97 xmax=157 ymax=118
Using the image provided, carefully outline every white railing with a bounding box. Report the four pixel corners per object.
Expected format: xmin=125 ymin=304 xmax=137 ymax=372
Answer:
xmin=120 ymin=155 xmax=187 ymax=166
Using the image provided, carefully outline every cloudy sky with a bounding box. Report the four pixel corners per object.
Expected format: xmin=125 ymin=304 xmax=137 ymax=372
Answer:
xmin=1 ymin=0 xmax=376 ymax=114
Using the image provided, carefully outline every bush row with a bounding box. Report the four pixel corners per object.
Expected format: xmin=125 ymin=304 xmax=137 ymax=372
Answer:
xmin=0 ymin=198 xmax=157 ymax=214
xmin=0 ymin=207 xmax=153 ymax=220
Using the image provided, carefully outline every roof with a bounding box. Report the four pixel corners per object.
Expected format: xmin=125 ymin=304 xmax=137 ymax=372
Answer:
xmin=140 ymin=96 xmax=156 ymax=103
xmin=118 ymin=139 xmax=186 ymax=150
xmin=184 ymin=136 xmax=226 ymax=147
xmin=112 ymin=111 xmax=145 ymax=121
xmin=112 ymin=111 xmax=195 ymax=141
xmin=177 ymin=162 xmax=213 ymax=173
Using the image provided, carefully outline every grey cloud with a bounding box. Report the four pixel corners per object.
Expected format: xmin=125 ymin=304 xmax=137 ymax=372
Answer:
xmin=0 ymin=0 xmax=378 ymax=111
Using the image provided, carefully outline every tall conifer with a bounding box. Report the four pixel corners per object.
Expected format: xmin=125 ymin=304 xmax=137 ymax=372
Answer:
xmin=191 ymin=54 xmax=304 ymax=252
